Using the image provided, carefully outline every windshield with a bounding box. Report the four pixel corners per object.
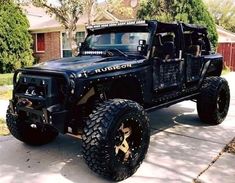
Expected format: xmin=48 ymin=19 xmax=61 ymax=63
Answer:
xmin=84 ymin=31 xmax=150 ymax=54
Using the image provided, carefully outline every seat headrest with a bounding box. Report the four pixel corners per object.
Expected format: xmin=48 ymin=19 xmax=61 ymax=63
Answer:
xmin=184 ymin=33 xmax=192 ymax=48
xmin=162 ymin=34 xmax=174 ymax=43
xmin=162 ymin=42 xmax=176 ymax=59
xmin=162 ymin=42 xmax=175 ymax=52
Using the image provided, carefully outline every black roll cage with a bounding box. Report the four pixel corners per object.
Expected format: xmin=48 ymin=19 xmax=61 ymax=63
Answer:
xmin=85 ymin=20 xmax=209 ymax=61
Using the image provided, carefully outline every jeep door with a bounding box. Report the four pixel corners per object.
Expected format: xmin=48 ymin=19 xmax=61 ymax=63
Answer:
xmin=151 ymin=23 xmax=184 ymax=93
xmin=182 ymin=24 xmax=211 ymax=85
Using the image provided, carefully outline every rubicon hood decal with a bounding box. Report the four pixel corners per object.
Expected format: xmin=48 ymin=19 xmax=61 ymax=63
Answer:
xmin=95 ymin=64 xmax=132 ymax=74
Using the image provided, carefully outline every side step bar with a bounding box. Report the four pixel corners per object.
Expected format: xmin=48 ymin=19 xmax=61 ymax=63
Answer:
xmin=146 ymin=93 xmax=200 ymax=113
xmin=67 ymin=133 xmax=82 ymax=139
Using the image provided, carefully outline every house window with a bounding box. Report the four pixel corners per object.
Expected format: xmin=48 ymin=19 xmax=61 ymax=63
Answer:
xmin=62 ymin=32 xmax=85 ymax=57
xmin=36 ymin=33 xmax=45 ymax=52
xmin=76 ymin=32 xmax=85 ymax=44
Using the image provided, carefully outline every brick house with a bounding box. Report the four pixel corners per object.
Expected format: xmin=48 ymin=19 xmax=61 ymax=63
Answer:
xmin=22 ymin=0 xmax=139 ymax=62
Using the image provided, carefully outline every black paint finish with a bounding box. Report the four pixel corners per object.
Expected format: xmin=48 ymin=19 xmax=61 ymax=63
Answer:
xmin=10 ymin=20 xmax=223 ymax=133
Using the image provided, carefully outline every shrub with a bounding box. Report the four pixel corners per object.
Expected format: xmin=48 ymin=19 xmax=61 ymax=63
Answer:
xmin=0 ymin=0 xmax=33 ymax=73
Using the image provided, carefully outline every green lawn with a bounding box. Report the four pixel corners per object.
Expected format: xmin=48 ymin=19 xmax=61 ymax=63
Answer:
xmin=0 ymin=73 xmax=13 ymax=86
xmin=0 ymin=118 xmax=9 ymax=136
xmin=0 ymin=73 xmax=13 ymax=100
xmin=0 ymin=89 xmax=12 ymax=100
xmin=222 ymin=66 xmax=231 ymax=75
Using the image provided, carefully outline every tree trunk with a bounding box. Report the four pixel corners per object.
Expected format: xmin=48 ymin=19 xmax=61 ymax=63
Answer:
xmin=87 ymin=1 xmax=94 ymax=26
xmin=66 ymin=29 xmax=78 ymax=57
xmin=87 ymin=10 xmax=91 ymax=25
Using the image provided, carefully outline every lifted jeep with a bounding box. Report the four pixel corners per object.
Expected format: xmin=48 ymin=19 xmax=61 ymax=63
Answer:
xmin=6 ymin=20 xmax=230 ymax=181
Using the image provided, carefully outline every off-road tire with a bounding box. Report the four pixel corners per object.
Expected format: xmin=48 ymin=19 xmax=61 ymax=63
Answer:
xmin=197 ymin=77 xmax=230 ymax=125
xmin=6 ymin=106 xmax=58 ymax=145
xmin=82 ymin=99 xmax=150 ymax=181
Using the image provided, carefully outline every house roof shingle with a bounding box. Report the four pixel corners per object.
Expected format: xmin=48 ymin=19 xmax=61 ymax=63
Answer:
xmin=217 ymin=25 xmax=235 ymax=43
xmin=22 ymin=4 xmax=89 ymax=32
xmin=22 ymin=2 xmax=134 ymax=32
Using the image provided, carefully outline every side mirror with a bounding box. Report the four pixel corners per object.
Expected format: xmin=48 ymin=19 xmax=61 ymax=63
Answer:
xmin=78 ymin=42 xmax=85 ymax=48
xmin=78 ymin=42 xmax=85 ymax=53
xmin=137 ymin=46 xmax=144 ymax=52
xmin=139 ymin=39 xmax=146 ymax=46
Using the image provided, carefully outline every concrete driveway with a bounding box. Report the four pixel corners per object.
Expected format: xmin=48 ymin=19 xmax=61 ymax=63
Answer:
xmin=0 ymin=73 xmax=235 ymax=183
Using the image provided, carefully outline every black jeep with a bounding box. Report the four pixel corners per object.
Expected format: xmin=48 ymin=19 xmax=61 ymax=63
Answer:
xmin=6 ymin=20 xmax=230 ymax=181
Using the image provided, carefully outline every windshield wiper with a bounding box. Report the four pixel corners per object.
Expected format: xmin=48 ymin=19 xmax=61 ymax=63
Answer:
xmin=105 ymin=48 xmax=129 ymax=58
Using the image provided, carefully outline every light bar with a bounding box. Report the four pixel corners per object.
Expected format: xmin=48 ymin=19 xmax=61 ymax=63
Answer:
xmin=81 ymin=51 xmax=106 ymax=55
xmin=87 ymin=20 xmax=146 ymax=29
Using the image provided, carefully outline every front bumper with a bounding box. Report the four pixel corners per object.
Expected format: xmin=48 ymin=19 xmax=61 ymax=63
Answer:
xmin=9 ymin=100 xmax=68 ymax=133
xmin=10 ymin=68 xmax=76 ymax=133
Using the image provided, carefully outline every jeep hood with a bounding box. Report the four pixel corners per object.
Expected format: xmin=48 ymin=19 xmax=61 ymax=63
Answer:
xmin=28 ymin=55 xmax=144 ymax=76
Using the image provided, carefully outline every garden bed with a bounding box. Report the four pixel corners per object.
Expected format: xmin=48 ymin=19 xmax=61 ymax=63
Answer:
xmin=224 ymin=138 xmax=235 ymax=154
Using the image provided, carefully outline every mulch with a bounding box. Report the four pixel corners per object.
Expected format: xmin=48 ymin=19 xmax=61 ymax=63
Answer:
xmin=224 ymin=138 xmax=235 ymax=154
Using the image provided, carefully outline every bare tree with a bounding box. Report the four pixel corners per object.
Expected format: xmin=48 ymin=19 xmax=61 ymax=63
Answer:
xmin=84 ymin=0 xmax=96 ymax=25
xmin=19 ymin=0 xmax=132 ymax=56
xmin=31 ymin=0 xmax=86 ymax=56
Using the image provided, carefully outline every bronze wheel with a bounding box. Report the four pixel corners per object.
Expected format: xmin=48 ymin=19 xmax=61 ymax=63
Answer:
xmin=82 ymin=99 xmax=150 ymax=181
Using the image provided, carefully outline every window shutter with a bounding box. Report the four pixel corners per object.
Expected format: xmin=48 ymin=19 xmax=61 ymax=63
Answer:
xmin=37 ymin=33 xmax=45 ymax=52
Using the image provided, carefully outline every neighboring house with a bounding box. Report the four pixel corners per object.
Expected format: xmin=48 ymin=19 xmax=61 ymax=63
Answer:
xmin=23 ymin=4 xmax=95 ymax=62
xmin=217 ymin=26 xmax=235 ymax=71
xmin=22 ymin=0 xmax=139 ymax=62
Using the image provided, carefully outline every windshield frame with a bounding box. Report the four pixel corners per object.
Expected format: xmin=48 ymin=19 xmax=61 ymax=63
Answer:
xmin=82 ymin=25 xmax=152 ymax=56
